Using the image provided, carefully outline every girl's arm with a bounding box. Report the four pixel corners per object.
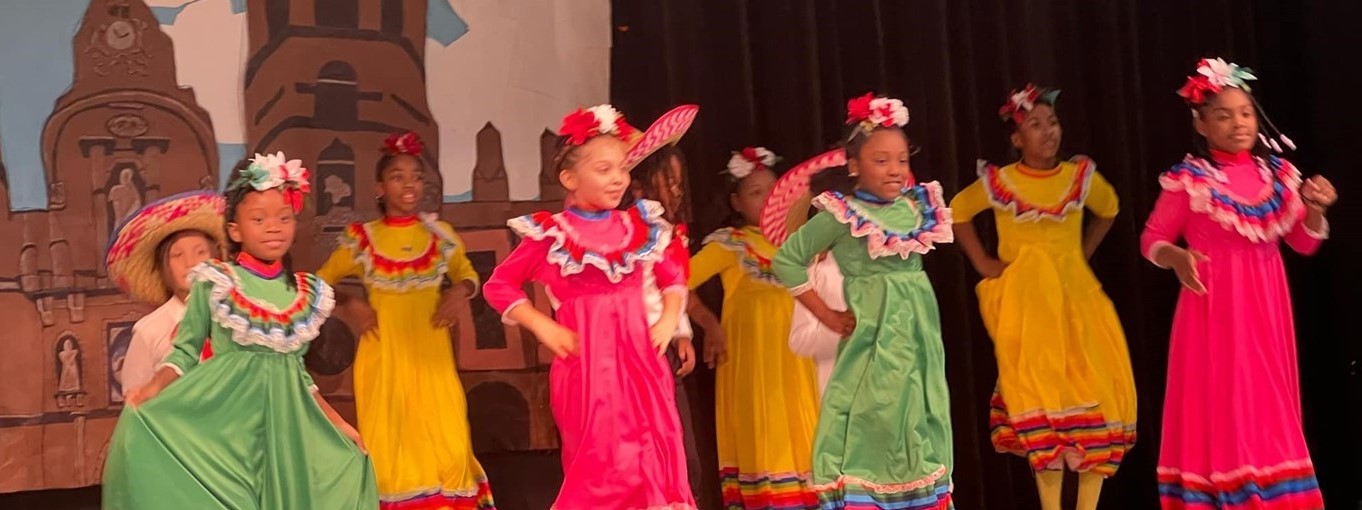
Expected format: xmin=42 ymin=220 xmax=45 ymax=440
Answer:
xmin=484 ymin=238 xmax=576 ymax=358
xmin=649 ymin=252 xmax=688 ymax=354
xmin=686 ymin=238 xmax=735 ymax=366
xmin=773 ymin=212 xmax=852 ymax=333
xmin=313 ymin=391 xmax=365 ymax=453
xmin=1284 ymin=176 xmax=1333 ymax=255
xmin=1082 ymin=172 xmax=1120 ymax=259
xmin=127 ymin=276 xmax=215 ymax=406
xmin=433 ymin=225 xmax=479 ymax=328
xmin=1141 ymin=189 xmax=1208 ymax=294
xmin=949 ymin=180 xmax=1004 ymax=277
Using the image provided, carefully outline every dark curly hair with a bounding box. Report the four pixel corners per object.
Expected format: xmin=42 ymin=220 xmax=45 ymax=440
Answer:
xmin=624 ymin=145 xmax=692 ymax=224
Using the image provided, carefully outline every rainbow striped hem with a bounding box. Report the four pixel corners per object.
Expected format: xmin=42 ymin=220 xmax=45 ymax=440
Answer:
xmin=1157 ymin=460 xmax=1323 ymax=510
xmin=719 ymin=468 xmax=819 ymax=509
xmin=380 ymin=480 xmax=496 ymax=510
xmin=813 ymin=471 xmax=953 ymax=510
xmin=988 ymin=390 xmax=1136 ymax=476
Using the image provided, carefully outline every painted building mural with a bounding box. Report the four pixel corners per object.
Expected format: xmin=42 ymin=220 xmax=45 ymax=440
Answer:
xmin=0 ymin=0 xmax=609 ymax=493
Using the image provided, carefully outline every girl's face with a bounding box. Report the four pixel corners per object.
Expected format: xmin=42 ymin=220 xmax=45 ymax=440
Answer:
xmin=560 ymin=136 xmax=630 ymax=211
xmin=729 ymin=168 xmax=775 ymax=226
xmin=164 ymin=233 xmax=214 ymax=298
xmin=1195 ymin=87 xmax=1259 ymax=154
xmin=1012 ymin=104 xmax=1062 ymax=165
xmin=227 ymin=189 xmax=296 ymax=262
xmin=652 ymin=155 xmax=686 ymax=221
xmin=850 ymin=129 xmax=912 ymax=200
xmin=378 ymin=154 xmax=424 ymax=216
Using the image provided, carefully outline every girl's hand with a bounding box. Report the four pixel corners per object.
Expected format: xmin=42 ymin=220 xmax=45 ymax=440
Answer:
xmin=649 ymin=318 xmax=678 ymax=356
xmin=339 ymin=298 xmax=378 ymax=336
xmin=977 ymin=257 xmax=1008 ymax=279
xmin=537 ymin=321 xmax=579 ymax=359
xmin=1301 ymin=175 xmax=1337 ymax=212
xmin=1167 ymin=247 xmax=1209 ymax=295
xmin=124 ymin=383 xmax=162 ymax=408
xmin=700 ymin=320 xmax=727 ymax=369
xmin=674 ymin=337 xmax=697 ymax=376
xmin=431 ymin=287 xmax=472 ymax=329
xmin=818 ymin=309 xmax=857 ymax=337
xmin=340 ymin=423 xmax=367 ymax=454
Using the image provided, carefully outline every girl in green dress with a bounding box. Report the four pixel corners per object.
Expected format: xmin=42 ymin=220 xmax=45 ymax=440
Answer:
xmin=101 ymin=153 xmax=378 ymax=510
xmin=771 ymin=93 xmax=956 ymax=509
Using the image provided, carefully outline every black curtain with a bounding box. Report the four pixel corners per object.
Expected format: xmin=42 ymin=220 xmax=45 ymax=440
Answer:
xmin=612 ymin=1 xmax=1361 ymax=509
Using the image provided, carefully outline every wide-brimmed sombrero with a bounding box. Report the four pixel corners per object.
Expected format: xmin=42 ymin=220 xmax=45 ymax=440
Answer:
xmin=106 ymin=190 xmax=228 ymax=304
xmin=623 ymin=104 xmax=699 ymax=171
xmin=759 ymin=148 xmax=847 ymax=245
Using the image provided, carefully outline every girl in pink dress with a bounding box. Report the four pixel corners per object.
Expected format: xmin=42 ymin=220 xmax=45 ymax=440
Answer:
xmin=1142 ymin=58 xmax=1338 ymax=510
xmin=483 ymin=105 xmax=695 ymax=510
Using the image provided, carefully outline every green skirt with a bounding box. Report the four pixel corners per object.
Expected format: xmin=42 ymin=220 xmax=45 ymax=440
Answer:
xmin=812 ymin=270 xmax=954 ymax=509
xmin=102 ymin=351 xmax=378 ymax=509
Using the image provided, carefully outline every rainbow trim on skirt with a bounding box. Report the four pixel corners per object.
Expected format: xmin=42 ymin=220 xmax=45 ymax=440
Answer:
xmin=988 ymin=390 xmax=1136 ymax=476
xmin=720 ymin=468 xmax=819 ymax=509
xmin=1157 ymin=460 xmax=1323 ymax=510
xmin=379 ymin=479 xmax=496 ymax=510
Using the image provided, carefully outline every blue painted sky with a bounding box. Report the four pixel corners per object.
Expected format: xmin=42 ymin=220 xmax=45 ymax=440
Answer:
xmin=1 ymin=0 xmax=468 ymax=209
xmin=0 ymin=0 xmax=89 ymax=210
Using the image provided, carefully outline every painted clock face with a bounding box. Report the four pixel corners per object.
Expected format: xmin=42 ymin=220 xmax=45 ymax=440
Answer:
xmin=105 ymin=20 xmax=136 ymax=50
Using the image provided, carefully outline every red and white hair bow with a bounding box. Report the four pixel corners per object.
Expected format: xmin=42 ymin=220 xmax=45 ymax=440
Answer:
xmin=999 ymin=84 xmax=1060 ymax=123
xmin=383 ymin=131 xmax=424 ymax=156
xmin=1177 ymin=58 xmax=1257 ymax=106
xmin=726 ymin=146 xmax=779 ymax=180
xmin=846 ymin=93 xmax=910 ymax=137
xmin=231 ymin=151 xmax=311 ymax=213
xmin=558 ymin=104 xmax=637 ymax=146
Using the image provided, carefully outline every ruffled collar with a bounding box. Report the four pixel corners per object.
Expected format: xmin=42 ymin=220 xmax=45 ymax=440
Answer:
xmin=701 ymin=226 xmax=781 ymax=286
xmin=507 ymin=199 xmax=672 ymax=282
xmin=812 ymin=181 xmax=954 ymax=259
xmin=338 ymin=214 xmax=460 ymax=292
xmin=977 ymin=156 xmax=1096 ymax=222
xmin=190 ymin=260 xmax=333 ymax=354
xmin=236 ymin=252 xmax=282 ymax=279
xmin=1159 ymin=154 xmax=1304 ymax=243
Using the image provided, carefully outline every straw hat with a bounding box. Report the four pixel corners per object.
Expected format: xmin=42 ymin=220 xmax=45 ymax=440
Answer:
xmin=105 ymin=190 xmax=228 ymax=304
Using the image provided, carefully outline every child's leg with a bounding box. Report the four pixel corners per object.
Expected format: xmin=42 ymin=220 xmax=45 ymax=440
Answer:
xmin=668 ymin=345 xmax=703 ymax=500
xmin=1035 ymin=470 xmax=1063 ymax=510
xmin=1076 ymin=471 xmax=1104 ymax=510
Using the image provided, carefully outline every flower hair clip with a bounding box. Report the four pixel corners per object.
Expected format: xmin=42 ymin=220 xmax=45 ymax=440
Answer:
xmin=846 ymin=93 xmax=910 ymax=140
xmin=558 ymin=104 xmax=637 ymax=146
xmin=999 ymin=84 xmax=1060 ymax=123
xmin=1177 ymin=58 xmax=1257 ymax=106
xmin=229 ymin=151 xmax=312 ymax=213
xmin=383 ymin=131 xmax=424 ymax=156
xmin=725 ymin=146 xmax=780 ymax=180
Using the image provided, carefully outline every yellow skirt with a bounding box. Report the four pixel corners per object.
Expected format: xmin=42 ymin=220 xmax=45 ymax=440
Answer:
xmin=978 ymin=244 xmax=1137 ymax=476
xmin=716 ymin=285 xmax=821 ymax=508
xmin=356 ymin=291 xmax=494 ymax=509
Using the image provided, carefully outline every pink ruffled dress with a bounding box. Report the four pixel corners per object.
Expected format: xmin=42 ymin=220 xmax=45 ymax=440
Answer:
xmin=483 ymin=200 xmax=695 ymax=510
xmin=1141 ymin=150 xmax=1328 ymax=510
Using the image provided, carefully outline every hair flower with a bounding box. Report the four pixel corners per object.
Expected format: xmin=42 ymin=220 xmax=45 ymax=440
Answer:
xmin=725 ymin=146 xmax=779 ymax=180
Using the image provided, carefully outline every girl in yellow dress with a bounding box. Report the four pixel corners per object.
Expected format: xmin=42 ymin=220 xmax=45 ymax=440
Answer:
xmin=689 ymin=147 xmax=821 ymax=509
xmin=316 ymin=132 xmax=495 ymax=509
xmin=950 ymin=84 xmax=1136 ymax=510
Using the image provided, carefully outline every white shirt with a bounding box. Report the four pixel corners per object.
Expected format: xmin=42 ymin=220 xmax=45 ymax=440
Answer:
xmin=122 ymin=297 xmax=187 ymax=393
xmin=788 ymin=253 xmax=845 ymax=398
xmin=643 ymin=261 xmax=693 ymax=339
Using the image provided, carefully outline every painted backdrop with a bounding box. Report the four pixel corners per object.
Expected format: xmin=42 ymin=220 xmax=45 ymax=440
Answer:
xmin=0 ymin=0 xmax=608 ymax=493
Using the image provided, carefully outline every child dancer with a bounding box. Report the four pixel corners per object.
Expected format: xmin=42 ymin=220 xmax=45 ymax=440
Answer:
xmin=785 ymin=170 xmax=852 ymax=398
xmin=107 ymin=191 xmax=225 ymax=393
xmin=621 ymin=104 xmax=703 ymax=501
xmin=483 ymin=105 xmax=694 ymax=509
xmin=951 ymin=84 xmax=1137 ymax=510
xmin=771 ymin=93 xmax=955 ymax=509
xmin=316 ymin=132 xmax=495 ymax=509
xmin=687 ymin=146 xmax=821 ymax=509
xmin=1144 ymin=58 xmax=1335 ymax=510
xmin=102 ymin=152 xmax=377 ymax=509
